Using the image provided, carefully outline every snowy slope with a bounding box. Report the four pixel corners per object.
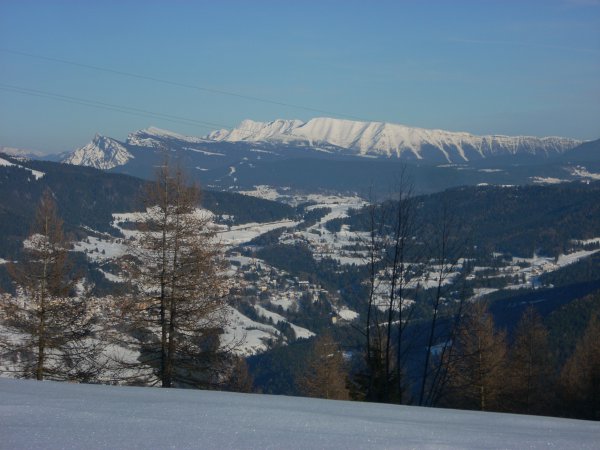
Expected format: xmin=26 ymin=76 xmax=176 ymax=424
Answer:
xmin=1 ymin=378 xmax=599 ymax=449
xmin=208 ymin=117 xmax=581 ymax=161
xmin=208 ymin=119 xmax=305 ymax=143
xmin=64 ymin=134 xmax=133 ymax=170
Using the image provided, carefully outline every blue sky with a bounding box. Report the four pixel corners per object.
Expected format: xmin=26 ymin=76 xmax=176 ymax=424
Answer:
xmin=1 ymin=0 xmax=599 ymax=153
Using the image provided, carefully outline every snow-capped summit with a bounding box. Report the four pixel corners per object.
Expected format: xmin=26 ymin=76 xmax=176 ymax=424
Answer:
xmin=64 ymin=134 xmax=133 ymax=170
xmin=207 ymin=117 xmax=582 ymax=162
xmin=127 ymin=127 xmax=205 ymax=148
xmin=207 ymin=119 xmax=305 ymax=143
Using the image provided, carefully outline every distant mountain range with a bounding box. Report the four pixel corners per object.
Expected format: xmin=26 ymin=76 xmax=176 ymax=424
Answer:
xmin=43 ymin=118 xmax=598 ymax=195
xmin=0 ymin=146 xmax=46 ymax=160
xmin=63 ymin=118 xmax=584 ymax=171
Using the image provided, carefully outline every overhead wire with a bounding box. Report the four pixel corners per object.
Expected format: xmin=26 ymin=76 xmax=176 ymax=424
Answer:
xmin=0 ymin=47 xmax=367 ymax=122
xmin=0 ymin=83 xmax=341 ymax=141
xmin=0 ymin=83 xmax=227 ymax=131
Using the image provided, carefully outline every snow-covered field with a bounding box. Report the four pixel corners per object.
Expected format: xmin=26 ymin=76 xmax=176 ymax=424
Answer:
xmin=1 ymin=379 xmax=598 ymax=449
xmin=217 ymin=219 xmax=299 ymax=247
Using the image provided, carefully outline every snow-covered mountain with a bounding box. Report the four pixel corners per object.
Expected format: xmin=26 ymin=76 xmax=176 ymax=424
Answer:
xmin=0 ymin=146 xmax=46 ymax=160
xmin=64 ymin=118 xmax=583 ymax=172
xmin=59 ymin=119 xmax=594 ymax=194
xmin=127 ymin=126 xmax=205 ymax=148
xmin=63 ymin=134 xmax=133 ymax=170
xmin=207 ymin=118 xmax=581 ymax=160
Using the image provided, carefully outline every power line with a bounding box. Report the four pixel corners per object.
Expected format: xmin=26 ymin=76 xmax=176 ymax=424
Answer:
xmin=0 ymin=83 xmax=225 ymax=131
xmin=0 ymin=47 xmax=366 ymax=121
xmin=0 ymin=83 xmax=343 ymax=141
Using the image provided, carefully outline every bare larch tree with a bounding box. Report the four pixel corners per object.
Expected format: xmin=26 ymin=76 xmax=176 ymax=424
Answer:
xmin=119 ymin=163 xmax=228 ymax=388
xmin=0 ymin=189 xmax=99 ymax=381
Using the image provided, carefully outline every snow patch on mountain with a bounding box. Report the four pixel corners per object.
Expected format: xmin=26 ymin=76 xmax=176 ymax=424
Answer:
xmin=184 ymin=147 xmax=225 ymax=156
xmin=0 ymin=157 xmax=15 ymax=168
xmin=208 ymin=117 xmax=581 ymax=162
xmin=64 ymin=135 xmax=133 ymax=170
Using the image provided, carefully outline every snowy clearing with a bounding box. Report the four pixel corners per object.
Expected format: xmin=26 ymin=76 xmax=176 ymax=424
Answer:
xmin=0 ymin=156 xmax=45 ymax=180
xmin=217 ymin=219 xmax=299 ymax=247
xmin=184 ymin=147 xmax=225 ymax=156
xmin=531 ymin=176 xmax=566 ymax=184
xmin=573 ymin=237 xmax=600 ymax=246
xmin=568 ymin=165 xmax=600 ymax=181
xmin=1 ymin=379 xmax=598 ymax=450
xmin=238 ymin=185 xmax=281 ymax=201
xmin=219 ymin=306 xmax=279 ymax=356
xmin=337 ymin=308 xmax=359 ymax=321
xmin=254 ymin=305 xmax=315 ymax=339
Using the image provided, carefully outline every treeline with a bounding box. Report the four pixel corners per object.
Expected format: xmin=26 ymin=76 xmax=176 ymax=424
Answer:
xmin=438 ymin=299 xmax=600 ymax=420
xmin=417 ymin=182 xmax=600 ymax=257
xmin=252 ymin=295 xmax=600 ymax=421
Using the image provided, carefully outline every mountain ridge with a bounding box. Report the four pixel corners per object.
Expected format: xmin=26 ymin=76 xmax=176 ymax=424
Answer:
xmin=206 ymin=117 xmax=582 ymax=160
xmin=62 ymin=118 xmax=584 ymax=171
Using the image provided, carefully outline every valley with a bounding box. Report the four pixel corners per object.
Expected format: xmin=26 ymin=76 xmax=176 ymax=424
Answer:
xmin=1 ymin=121 xmax=599 ymax=418
xmin=65 ymin=182 xmax=600 ymax=357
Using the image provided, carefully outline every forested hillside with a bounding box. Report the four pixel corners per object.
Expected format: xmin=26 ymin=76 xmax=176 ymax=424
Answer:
xmin=336 ymin=181 xmax=600 ymax=257
xmin=0 ymin=155 xmax=295 ymax=258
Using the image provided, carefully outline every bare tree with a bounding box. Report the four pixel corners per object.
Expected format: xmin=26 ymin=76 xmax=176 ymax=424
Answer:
xmin=0 ymin=189 xmax=100 ymax=381
xmin=443 ymin=301 xmax=508 ymax=411
xmin=361 ymin=191 xmax=388 ymax=401
xmin=117 ymin=163 xmax=229 ymax=388
xmin=356 ymin=172 xmax=416 ymax=403
xmin=297 ymin=333 xmax=350 ymax=400
xmin=506 ymin=306 xmax=554 ymax=414
xmin=419 ymin=204 xmax=464 ymax=406
xmin=224 ymin=356 xmax=254 ymax=393
xmin=559 ymin=313 xmax=600 ymax=420
xmin=386 ymin=173 xmax=415 ymax=403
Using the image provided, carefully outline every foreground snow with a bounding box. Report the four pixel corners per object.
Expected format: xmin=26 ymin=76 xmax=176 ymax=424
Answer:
xmin=1 ymin=379 xmax=598 ymax=449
